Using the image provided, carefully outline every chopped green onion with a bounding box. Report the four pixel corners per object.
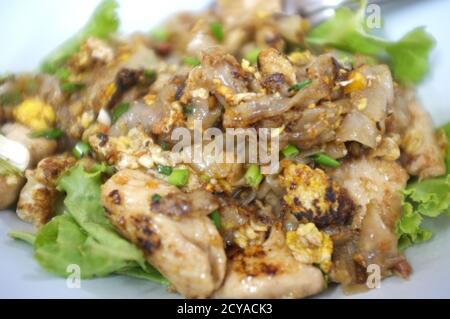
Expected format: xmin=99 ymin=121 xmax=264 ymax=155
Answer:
xmin=30 ymin=128 xmax=64 ymax=139
xmin=289 ymin=79 xmax=312 ymax=92
xmin=112 ymin=102 xmax=130 ymax=124
xmin=72 ymin=141 xmax=91 ymax=159
xmin=312 ymin=153 xmax=341 ymax=168
xmin=182 ymin=57 xmax=200 ymax=67
xmin=0 ymin=158 xmax=22 ymax=176
xmin=209 ymin=22 xmax=224 ymax=43
xmin=55 ymin=68 xmax=71 ymax=81
xmin=182 ymin=105 xmax=194 ymax=117
xmin=282 ymin=145 xmax=300 ymax=158
xmin=245 ymin=164 xmax=264 ymax=188
xmin=61 ymin=82 xmax=85 ymax=93
xmin=199 ymin=174 xmax=210 ymax=183
xmin=160 ymin=142 xmax=170 ymax=151
xmin=144 ymin=70 xmax=157 ymax=81
xmin=151 ymin=27 xmax=169 ymax=42
xmin=168 ymin=168 xmax=190 ymax=187
xmin=209 ymin=210 xmax=222 ymax=229
xmin=151 ymin=194 xmax=162 ymax=204
xmin=157 ymin=165 xmax=173 ymax=176
xmin=244 ymin=48 xmax=261 ymax=65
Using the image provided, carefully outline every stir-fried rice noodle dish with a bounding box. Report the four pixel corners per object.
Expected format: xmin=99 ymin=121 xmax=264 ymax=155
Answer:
xmin=2 ymin=0 xmax=450 ymax=299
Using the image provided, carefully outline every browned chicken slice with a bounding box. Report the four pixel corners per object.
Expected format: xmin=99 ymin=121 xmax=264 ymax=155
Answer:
xmin=101 ymin=169 xmax=226 ymax=298
xmin=328 ymin=157 xmax=410 ymax=286
xmin=214 ymin=225 xmax=325 ymax=299
xmin=16 ymin=153 xmax=76 ymax=228
xmin=330 ymin=157 xmax=408 ymax=230
xmin=388 ymin=88 xmax=445 ymax=179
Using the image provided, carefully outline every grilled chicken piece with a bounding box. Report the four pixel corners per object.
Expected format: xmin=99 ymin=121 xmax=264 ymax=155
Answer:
xmin=329 ymin=157 xmax=410 ymax=285
xmin=403 ymin=100 xmax=446 ymax=179
xmin=330 ymin=157 xmax=408 ymax=230
xmin=214 ymin=225 xmax=325 ymax=299
xmin=16 ymin=153 xmax=76 ymax=228
xmin=101 ymin=169 xmax=226 ymax=298
xmin=388 ymin=88 xmax=445 ymax=179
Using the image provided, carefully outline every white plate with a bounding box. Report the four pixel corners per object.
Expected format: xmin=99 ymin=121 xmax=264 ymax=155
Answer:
xmin=1 ymin=0 xmax=449 ymax=299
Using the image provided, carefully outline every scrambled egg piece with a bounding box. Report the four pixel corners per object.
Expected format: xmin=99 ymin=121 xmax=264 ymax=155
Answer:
xmin=13 ymin=98 xmax=55 ymax=131
xmin=288 ymin=51 xmax=312 ymax=65
xmin=344 ymin=70 xmax=367 ymax=94
xmin=279 ymin=162 xmax=353 ymax=228
xmin=286 ymin=223 xmax=333 ymax=273
xmin=234 ymin=220 xmax=269 ymax=249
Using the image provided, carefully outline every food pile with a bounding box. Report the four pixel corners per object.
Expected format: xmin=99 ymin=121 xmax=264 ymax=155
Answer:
xmin=1 ymin=0 xmax=450 ymax=298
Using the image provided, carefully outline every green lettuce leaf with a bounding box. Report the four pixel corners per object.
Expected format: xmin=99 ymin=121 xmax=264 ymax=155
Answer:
xmin=40 ymin=0 xmax=119 ymax=74
xmin=11 ymin=163 xmax=166 ymax=284
xmin=396 ymin=123 xmax=450 ymax=250
xmin=385 ymin=27 xmax=435 ymax=85
xmin=34 ymin=214 xmax=137 ymax=277
xmin=306 ymin=1 xmax=434 ymax=85
xmin=397 ymin=198 xmax=433 ymax=251
xmin=9 ymin=231 xmax=36 ymax=245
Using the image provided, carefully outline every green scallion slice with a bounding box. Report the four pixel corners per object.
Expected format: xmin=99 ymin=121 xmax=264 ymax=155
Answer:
xmin=72 ymin=141 xmax=91 ymax=159
xmin=312 ymin=153 xmax=341 ymax=168
xmin=168 ymin=168 xmax=189 ymax=187
xmin=289 ymin=79 xmax=312 ymax=92
xmin=245 ymin=164 xmax=264 ymax=188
